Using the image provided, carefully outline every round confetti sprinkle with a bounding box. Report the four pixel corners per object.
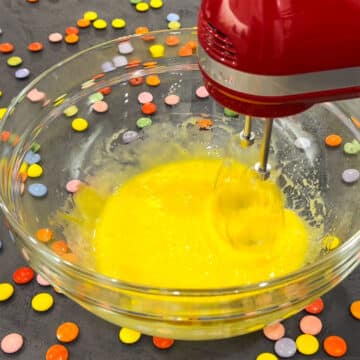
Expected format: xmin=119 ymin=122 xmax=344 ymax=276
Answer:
xmin=32 ymin=292 xmax=54 ymax=312
xmin=72 ymin=118 xmax=88 ymax=132
xmin=28 ymin=183 xmax=48 ymax=197
xmin=274 ymin=337 xmax=297 ymax=358
xmin=196 ymin=85 xmax=209 ymax=98
xmin=119 ymin=328 xmax=142 ymax=344
xmin=150 ymin=0 xmax=163 ymax=8
xmin=28 ymin=41 xmax=44 ymax=52
xmin=0 ymin=333 xmax=23 ymax=354
xmin=0 ymin=108 xmax=7 ymax=120
xmin=141 ymin=102 xmax=157 ymax=115
xmin=344 ymin=141 xmax=360 ymax=155
xmin=0 ymin=42 xmax=14 ymax=54
xmin=350 ymin=300 xmax=360 ymax=320
xmin=136 ymin=117 xmax=152 ymax=128
xmin=101 ymin=61 xmax=116 ymax=72
xmin=36 ymin=274 xmax=51 ymax=287
xmin=299 ymin=315 xmax=322 ymax=335
xmin=149 ymin=44 xmax=165 ymax=58
xmin=130 ymin=0 xmax=143 ymax=3
xmin=138 ymin=91 xmax=154 ymax=104
xmin=51 ymin=240 xmax=69 ymax=256
xmin=325 ymin=134 xmax=342 ymax=147
xmin=294 ymin=137 xmax=311 ymax=150
xmin=323 ymin=335 xmax=347 ymax=358
xmin=83 ymin=10 xmax=98 ymax=21
xmin=15 ymin=68 xmax=30 ymax=79
xmin=129 ymin=77 xmax=144 ymax=86
xmin=66 ymin=179 xmax=83 ymax=193
xmin=305 ymin=298 xmax=324 ymax=314
xmin=122 ymin=130 xmax=139 ymax=144
xmin=7 ymin=56 xmax=23 ymax=67
xmin=146 ymin=75 xmax=161 ymax=87
xmin=48 ymin=32 xmax=64 ymax=44
xmin=24 ymin=151 xmax=41 ymax=164
xmin=65 ymin=26 xmax=79 ymax=35
xmin=0 ymin=283 xmax=14 ymax=301
xmin=167 ymin=13 xmax=180 ymax=22
xmin=65 ymin=33 xmax=79 ymax=44
xmin=56 ymin=322 xmax=80 ymax=343
xmin=164 ymin=94 xmax=180 ymax=106
xmin=13 ymin=266 xmax=35 ymax=284
xmin=165 ymin=35 xmax=180 ymax=46
xmin=46 ymin=344 xmax=69 ymax=360
xmin=342 ymin=168 xmax=359 ymax=184
xmin=168 ymin=21 xmax=181 ymax=30
xmin=92 ymin=100 xmax=109 ymax=113
xmin=89 ymin=92 xmax=104 ymax=103
xmin=152 ymin=336 xmax=174 ymax=350
xmin=224 ymin=107 xmax=238 ymax=117
xmin=263 ymin=322 xmax=285 ymax=341
xmin=118 ymin=41 xmax=134 ymax=54
xmin=112 ymin=55 xmax=128 ymax=67
xmin=26 ymin=88 xmax=46 ymax=103
xmin=36 ymin=228 xmax=53 ymax=243
xmin=112 ymin=18 xmax=126 ymax=29
xmin=77 ymin=18 xmax=91 ymax=28
xmin=136 ymin=2 xmax=150 ymax=12
xmin=296 ymin=334 xmax=319 ymax=355
xmin=93 ymin=19 xmax=107 ymax=30
xmin=256 ymin=353 xmax=278 ymax=360
xmin=63 ymin=105 xmax=78 ymax=117
xmin=27 ymin=163 xmax=43 ymax=178
xmin=323 ymin=234 xmax=341 ymax=250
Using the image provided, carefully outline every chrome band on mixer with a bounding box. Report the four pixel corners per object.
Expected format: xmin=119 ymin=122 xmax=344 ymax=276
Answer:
xmin=198 ymin=45 xmax=360 ymax=97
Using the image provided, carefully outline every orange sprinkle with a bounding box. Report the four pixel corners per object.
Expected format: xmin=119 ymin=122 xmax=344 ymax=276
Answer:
xmin=11 ymin=135 xmax=20 ymax=146
xmin=145 ymin=74 xmax=161 ymax=87
xmin=56 ymin=322 xmax=80 ymax=343
xmin=77 ymin=18 xmax=91 ymax=28
xmin=27 ymin=0 xmax=39 ymax=3
xmin=165 ymin=35 xmax=180 ymax=46
xmin=129 ymin=76 xmax=144 ymax=86
xmin=125 ymin=59 xmax=142 ymax=69
xmin=178 ymin=45 xmax=193 ymax=57
xmin=141 ymin=34 xmax=156 ymax=42
xmin=185 ymin=40 xmax=198 ymax=50
xmin=0 ymin=42 xmax=15 ymax=54
xmin=1 ymin=131 xmax=11 ymax=142
xmin=65 ymin=33 xmax=79 ymax=44
xmin=323 ymin=335 xmax=347 ymax=358
xmin=196 ymin=118 xmax=213 ymax=130
xmin=62 ymin=252 xmax=77 ymax=263
xmin=36 ymin=228 xmax=53 ymax=243
xmin=143 ymin=61 xmax=157 ymax=68
xmin=99 ymin=86 xmax=112 ymax=95
xmin=65 ymin=26 xmax=79 ymax=35
xmin=20 ymin=172 xmax=28 ymax=183
xmin=152 ymin=336 xmax=175 ymax=350
xmin=45 ymin=344 xmax=69 ymax=360
xmin=92 ymin=73 xmax=105 ymax=80
xmin=51 ymin=240 xmax=69 ymax=256
xmin=350 ymin=115 xmax=360 ymax=129
xmin=141 ymin=102 xmax=157 ymax=115
xmin=135 ymin=26 xmax=149 ymax=35
xmin=350 ymin=300 xmax=360 ymax=320
xmin=325 ymin=134 xmax=342 ymax=147
xmin=28 ymin=42 xmax=44 ymax=52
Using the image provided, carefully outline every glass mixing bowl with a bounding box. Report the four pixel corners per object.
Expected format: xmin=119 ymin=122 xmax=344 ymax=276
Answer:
xmin=0 ymin=28 xmax=360 ymax=340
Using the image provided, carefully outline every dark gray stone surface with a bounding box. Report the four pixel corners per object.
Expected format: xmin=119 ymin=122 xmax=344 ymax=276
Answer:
xmin=1 ymin=1 xmax=360 ymax=359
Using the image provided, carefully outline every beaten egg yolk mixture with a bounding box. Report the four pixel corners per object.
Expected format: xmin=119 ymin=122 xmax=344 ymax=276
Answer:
xmin=73 ymin=158 xmax=309 ymax=288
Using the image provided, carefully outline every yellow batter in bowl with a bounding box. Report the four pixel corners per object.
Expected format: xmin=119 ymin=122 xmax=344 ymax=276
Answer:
xmin=72 ymin=158 xmax=309 ymax=288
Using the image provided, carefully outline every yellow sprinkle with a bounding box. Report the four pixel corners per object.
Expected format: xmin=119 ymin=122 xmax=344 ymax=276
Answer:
xmin=323 ymin=235 xmax=341 ymax=250
xmin=31 ymin=292 xmax=54 ymax=312
xmin=19 ymin=162 xmax=28 ymax=174
xmin=72 ymin=118 xmax=88 ymax=132
xmin=119 ymin=328 xmax=142 ymax=344
xmin=93 ymin=19 xmax=108 ymax=30
xmin=136 ymin=2 xmax=150 ymax=12
xmin=63 ymin=105 xmax=78 ymax=117
xmin=0 ymin=107 xmax=7 ymax=120
xmin=256 ymin=353 xmax=278 ymax=360
xmin=150 ymin=0 xmax=163 ymax=8
xmin=112 ymin=18 xmax=126 ymax=29
xmin=0 ymin=90 xmax=2 ymax=97
xmin=296 ymin=334 xmax=319 ymax=355
xmin=83 ymin=11 xmax=98 ymax=21
xmin=0 ymin=283 xmax=14 ymax=302
xmin=149 ymin=44 xmax=165 ymax=58
xmin=53 ymin=93 xmax=67 ymax=106
xmin=7 ymin=56 xmax=23 ymax=67
xmin=168 ymin=21 xmax=181 ymax=30
xmin=27 ymin=163 xmax=43 ymax=178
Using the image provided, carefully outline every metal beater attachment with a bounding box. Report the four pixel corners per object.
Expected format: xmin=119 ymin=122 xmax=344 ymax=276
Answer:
xmin=239 ymin=115 xmax=255 ymax=147
xmin=254 ymin=118 xmax=273 ymax=180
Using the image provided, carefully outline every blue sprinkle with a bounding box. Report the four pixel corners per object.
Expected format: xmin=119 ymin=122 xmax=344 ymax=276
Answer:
xmin=15 ymin=68 xmax=31 ymax=79
xmin=101 ymin=61 xmax=116 ymax=73
xmin=274 ymin=338 xmax=297 ymax=358
xmin=28 ymin=183 xmax=48 ymax=198
xmin=112 ymin=55 xmax=128 ymax=67
xmin=166 ymin=13 xmax=180 ymax=22
xmin=122 ymin=130 xmax=139 ymax=144
xmin=24 ymin=151 xmax=41 ymax=164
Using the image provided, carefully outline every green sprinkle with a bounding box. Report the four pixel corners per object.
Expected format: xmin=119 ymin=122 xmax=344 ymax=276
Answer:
xmin=31 ymin=142 xmax=41 ymax=152
xmin=63 ymin=105 xmax=79 ymax=117
xmin=344 ymin=139 xmax=360 ymax=155
xmin=136 ymin=117 xmax=152 ymax=128
xmin=224 ymin=108 xmax=239 ymax=117
xmin=88 ymin=92 xmax=104 ymax=104
xmin=130 ymin=0 xmax=143 ymax=4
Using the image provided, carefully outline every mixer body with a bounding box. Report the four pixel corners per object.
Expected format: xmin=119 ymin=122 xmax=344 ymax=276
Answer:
xmin=198 ymin=0 xmax=360 ymax=117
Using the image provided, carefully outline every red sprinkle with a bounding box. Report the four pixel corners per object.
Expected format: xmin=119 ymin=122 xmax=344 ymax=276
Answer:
xmin=13 ymin=266 xmax=35 ymax=285
xmin=152 ymin=336 xmax=174 ymax=350
xmin=305 ymin=298 xmax=324 ymax=315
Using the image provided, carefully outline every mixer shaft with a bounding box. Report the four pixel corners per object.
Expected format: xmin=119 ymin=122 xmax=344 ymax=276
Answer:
xmin=254 ymin=118 xmax=273 ymax=179
xmin=240 ymin=115 xmax=255 ymax=147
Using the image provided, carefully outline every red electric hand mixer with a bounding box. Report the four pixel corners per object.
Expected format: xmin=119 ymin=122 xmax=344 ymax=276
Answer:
xmin=198 ymin=0 xmax=360 ymax=178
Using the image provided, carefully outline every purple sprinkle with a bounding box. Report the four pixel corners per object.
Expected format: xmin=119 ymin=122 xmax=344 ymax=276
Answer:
xmin=101 ymin=61 xmax=116 ymax=73
xmin=274 ymin=337 xmax=297 ymax=358
xmin=342 ymin=168 xmax=360 ymax=184
xmin=122 ymin=130 xmax=139 ymax=144
xmin=15 ymin=68 xmax=30 ymax=79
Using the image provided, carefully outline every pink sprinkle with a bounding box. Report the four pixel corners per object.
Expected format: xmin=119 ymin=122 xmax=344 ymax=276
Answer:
xmin=263 ymin=322 xmax=285 ymax=341
xmin=195 ymin=85 xmax=209 ymax=99
xmin=164 ymin=94 xmax=180 ymax=106
xmin=137 ymin=91 xmax=153 ymax=104
xmin=20 ymin=183 xmax=25 ymax=195
xmin=299 ymin=315 xmax=323 ymax=335
xmin=36 ymin=273 xmax=51 ymax=287
xmin=92 ymin=100 xmax=109 ymax=113
xmin=66 ymin=179 xmax=83 ymax=193
xmin=48 ymin=32 xmax=63 ymax=43
xmin=26 ymin=88 xmax=46 ymax=103
xmin=1 ymin=333 xmax=24 ymax=354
